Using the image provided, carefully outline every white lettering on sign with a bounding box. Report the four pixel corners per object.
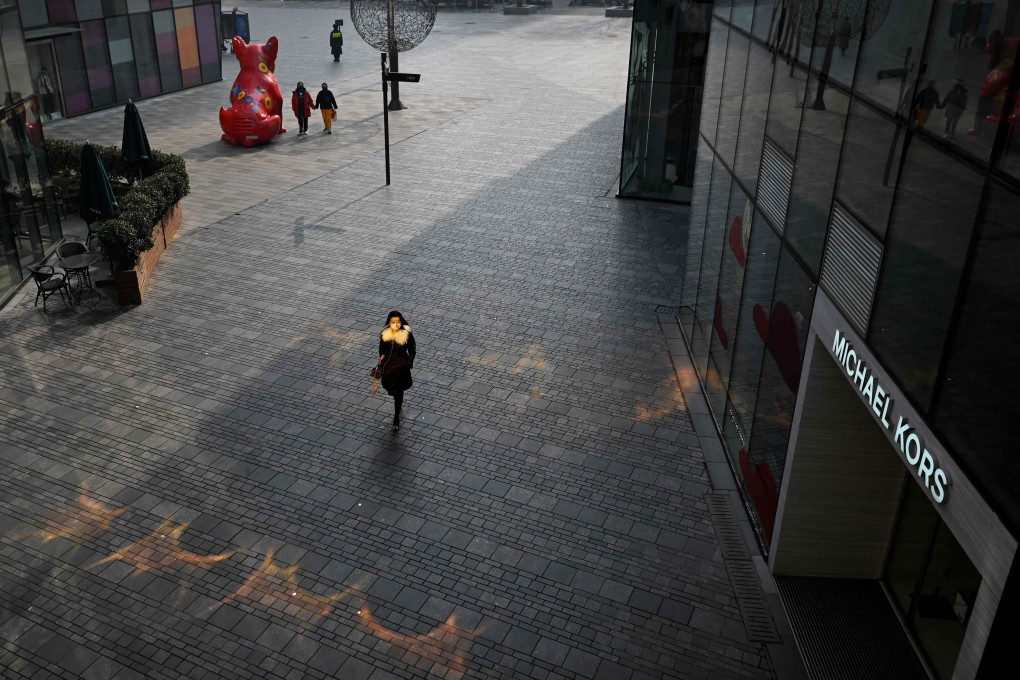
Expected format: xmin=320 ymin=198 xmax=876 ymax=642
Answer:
xmin=831 ymin=329 xmax=950 ymax=504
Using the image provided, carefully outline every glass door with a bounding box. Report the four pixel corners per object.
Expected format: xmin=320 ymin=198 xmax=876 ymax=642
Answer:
xmin=884 ymin=477 xmax=982 ymax=679
xmin=26 ymin=41 xmax=64 ymax=121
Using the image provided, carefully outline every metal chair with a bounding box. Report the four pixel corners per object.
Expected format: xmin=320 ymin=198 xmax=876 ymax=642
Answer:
xmin=57 ymin=241 xmax=88 ymax=258
xmin=26 ymin=265 xmax=73 ymax=310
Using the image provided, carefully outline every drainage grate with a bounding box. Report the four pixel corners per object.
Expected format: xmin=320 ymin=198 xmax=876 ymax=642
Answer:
xmin=705 ymin=493 xmax=781 ymax=643
xmin=655 ymin=304 xmax=680 ymax=315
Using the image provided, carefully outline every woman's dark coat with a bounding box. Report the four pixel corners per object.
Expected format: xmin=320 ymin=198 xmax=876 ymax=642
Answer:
xmin=379 ymin=325 xmax=415 ymax=393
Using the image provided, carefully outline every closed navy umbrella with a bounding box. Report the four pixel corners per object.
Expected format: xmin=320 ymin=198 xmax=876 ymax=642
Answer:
xmin=121 ymin=100 xmax=151 ymax=179
xmin=78 ymin=141 xmax=118 ymax=226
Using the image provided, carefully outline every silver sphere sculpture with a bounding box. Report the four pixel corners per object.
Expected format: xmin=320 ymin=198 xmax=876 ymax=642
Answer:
xmin=350 ymin=0 xmax=438 ymax=53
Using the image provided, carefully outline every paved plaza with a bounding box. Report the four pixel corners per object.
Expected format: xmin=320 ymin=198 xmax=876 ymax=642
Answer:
xmin=2 ymin=3 xmax=787 ymax=679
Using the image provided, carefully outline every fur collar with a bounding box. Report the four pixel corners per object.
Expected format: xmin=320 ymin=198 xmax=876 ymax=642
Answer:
xmin=381 ymin=326 xmax=410 ymax=345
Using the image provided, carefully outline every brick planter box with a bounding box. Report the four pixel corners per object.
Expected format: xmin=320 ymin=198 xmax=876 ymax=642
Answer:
xmin=113 ymin=201 xmax=182 ymax=305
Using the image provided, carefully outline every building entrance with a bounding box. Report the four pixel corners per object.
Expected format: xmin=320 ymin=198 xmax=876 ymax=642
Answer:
xmin=885 ymin=479 xmax=982 ymax=679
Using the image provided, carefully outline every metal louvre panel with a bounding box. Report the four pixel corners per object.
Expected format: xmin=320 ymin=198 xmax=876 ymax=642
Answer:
xmin=820 ymin=203 xmax=882 ymax=334
xmin=757 ymin=139 xmax=792 ymax=233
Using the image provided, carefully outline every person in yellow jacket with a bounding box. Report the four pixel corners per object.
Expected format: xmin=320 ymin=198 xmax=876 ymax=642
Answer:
xmin=315 ymin=83 xmax=338 ymax=134
xmin=330 ymin=22 xmax=343 ymax=61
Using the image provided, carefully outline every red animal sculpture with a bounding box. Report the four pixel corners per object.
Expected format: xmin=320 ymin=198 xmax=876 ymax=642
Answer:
xmin=219 ymin=36 xmax=286 ymax=147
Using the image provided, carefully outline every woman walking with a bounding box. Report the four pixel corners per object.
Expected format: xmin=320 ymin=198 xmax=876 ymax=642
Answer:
xmin=316 ymin=83 xmax=338 ymax=134
xmin=291 ymin=81 xmax=315 ymax=136
xmin=378 ymin=311 xmax=415 ymax=430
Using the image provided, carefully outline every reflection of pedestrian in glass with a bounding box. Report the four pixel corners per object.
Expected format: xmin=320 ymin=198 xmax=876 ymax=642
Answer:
xmin=942 ymin=79 xmax=967 ymax=137
xmin=911 ymin=80 xmax=941 ymax=128
xmin=377 ymin=311 xmax=415 ymax=431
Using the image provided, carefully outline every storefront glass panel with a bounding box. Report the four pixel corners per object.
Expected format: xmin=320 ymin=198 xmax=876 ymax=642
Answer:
xmin=784 ymin=74 xmax=849 ymax=275
xmin=46 ymin=0 xmax=76 ymax=22
xmin=750 ymin=0 xmax=776 ymax=42
xmin=852 ymin=1 xmax=933 ymax=115
xmin=835 ymin=98 xmax=903 ymax=240
xmin=127 ymin=0 xmax=149 ymax=11
xmin=733 ymin=41 xmax=774 ymax=197
xmin=74 ymin=0 xmax=102 ymax=20
xmin=745 ymin=246 xmax=813 ymax=542
xmin=54 ymin=34 xmax=91 ymax=116
xmin=195 ymin=2 xmax=220 ymax=83
xmin=108 ymin=15 xmax=140 ymax=102
xmin=153 ymin=9 xmax=182 ymax=92
xmin=920 ymin=0 xmax=1018 ymax=164
xmin=130 ymin=13 xmax=161 ymax=98
xmin=174 ymin=7 xmax=200 ymax=88
xmin=16 ymin=0 xmax=47 ymax=27
xmin=885 ymin=480 xmax=981 ymax=680
xmin=692 ymin=155 xmax=733 ymax=387
xmin=619 ymin=0 xmax=710 ymax=202
xmin=868 ymin=137 xmax=983 ymax=412
xmin=81 ymin=19 xmax=115 ymax=108
xmin=716 ymin=31 xmax=749 ymax=172
xmin=722 ymin=210 xmax=780 ymax=470
xmin=681 ymin=135 xmax=714 ymax=338
xmin=708 ymin=182 xmax=754 ymax=416
xmin=27 ymin=43 xmax=64 ymax=122
xmin=103 ymin=0 xmax=127 ymax=14
xmin=700 ymin=16 xmax=729 ymax=150
xmin=933 ymin=181 xmax=1020 ymax=535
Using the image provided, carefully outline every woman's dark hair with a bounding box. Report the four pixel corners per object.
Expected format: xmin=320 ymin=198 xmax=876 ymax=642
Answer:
xmin=386 ymin=310 xmax=407 ymax=327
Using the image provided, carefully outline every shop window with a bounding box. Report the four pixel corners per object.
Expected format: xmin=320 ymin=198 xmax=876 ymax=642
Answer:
xmin=54 ymin=34 xmax=91 ymax=116
xmin=722 ymin=210 xmax=781 ymax=467
xmin=745 ymin=246 xmax=814 ymax=542
xmin=853 ymin=1 xmax=934 ymax=116
xmin=920 ymin=0 xmax=1018 ymax=165
xmin=16 ymin=0 xmax=48 ymax=27
xmin=108 ymin=15 xmax=139 ymax=102
xmin=681 ymin=136 xmax=715 ymax=339
xmin=153 ymin=9 xmax=182 ymax=92
xmin=130 ymin=13 xmax=160 ymax=97
xmin=46 ymin=0 xmax=77 ymax=22
xmin=869 ymin=137 xmax=983 ymax=412
xmin=784 ymin=73 xmax=849 ymax=275
xmin=81 ymin=19 xmax=115 ymax=108
xmin=195 ymin=3 xmax=220 ymax=83
xmin=934 ymin=181 xmax=1020 ymax=535
xmin=885 ymin=480 xmax=981 ymax=679
xmin=699 ymin=16 xmax=730 ymax=150
xmin=691 ymin=155 xmax=733 ymax=386
xmin=708 ymin=183 xmax=755 ymax=416
xmin=836 ymin=98 xmax=904 ymax=240
xmin=716 ymin=31 xmax=749 ymax=172
xmin=751 ymin=0 xmax=778 ymax=43
xmin=764 ymin=62 xmax=810 ymax=159
xmin=733 ymin=41 xmax=774 ymax=197
xmin=74 ymin=0 xmax=102 ymax=20
xmin=174 ymin=7 xmax=200 ymax=88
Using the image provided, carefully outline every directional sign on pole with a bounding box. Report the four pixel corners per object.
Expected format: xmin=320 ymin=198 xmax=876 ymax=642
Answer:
xmin=385 ymin=72 xmax=421 ymax=83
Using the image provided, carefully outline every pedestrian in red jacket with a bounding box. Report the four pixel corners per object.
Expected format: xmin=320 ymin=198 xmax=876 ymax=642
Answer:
xmin=291 ymin=82 xmax=315 ymax=136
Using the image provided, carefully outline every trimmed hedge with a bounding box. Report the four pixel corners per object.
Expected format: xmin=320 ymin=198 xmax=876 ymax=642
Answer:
xmin=45 ymin=139 xmax=189 ymax=269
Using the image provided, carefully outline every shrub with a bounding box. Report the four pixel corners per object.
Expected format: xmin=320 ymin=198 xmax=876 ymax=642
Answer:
xmin=45 ymin=139 xmax=189 ymax=269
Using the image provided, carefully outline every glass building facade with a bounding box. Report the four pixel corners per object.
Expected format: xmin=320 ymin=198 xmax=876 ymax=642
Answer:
xmin=17 ymin=0 xmax=222 ymax=121
xmin=620 ymin=0 xmax=712 ymax=202
xmin=2 ymin=0 xmax=62 ymax=303
xmin=679 ymin=1 xmax=1020 ymax=677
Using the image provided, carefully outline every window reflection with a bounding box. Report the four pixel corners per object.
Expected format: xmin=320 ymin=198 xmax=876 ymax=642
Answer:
xmin=717 ymin=31 xmax=750 ymax=170
xmin=934 ymin=182 xmax=1020 ymax=535
xmin=920 ymin=0 xmax=1019 ymax=163
xmin=723 ymin=211 xmax=781 ymax=478
xmin=708 ymin=184 xmax=755 ymax=416
xmin=746 ymin=246 xmax=814 ymax=542
xmin=700 ymin=17 xmax=730 ymax=149
xmin=692 ymin=156 xmax=733 ymax=385
xmin=734 ymin=42 xmax=775 ymax=196
xmin=681 ymin=136 xmax=715 ymax=339
xmin=869 ymin=138 xmax=983 ymax=411
xmin=836 ymin=99 xmax=903 ymax=239
xmin=784 ymin=72 xmax=849 ymax=274
xmin=853 ymin=1 xmax=933 ymax=115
